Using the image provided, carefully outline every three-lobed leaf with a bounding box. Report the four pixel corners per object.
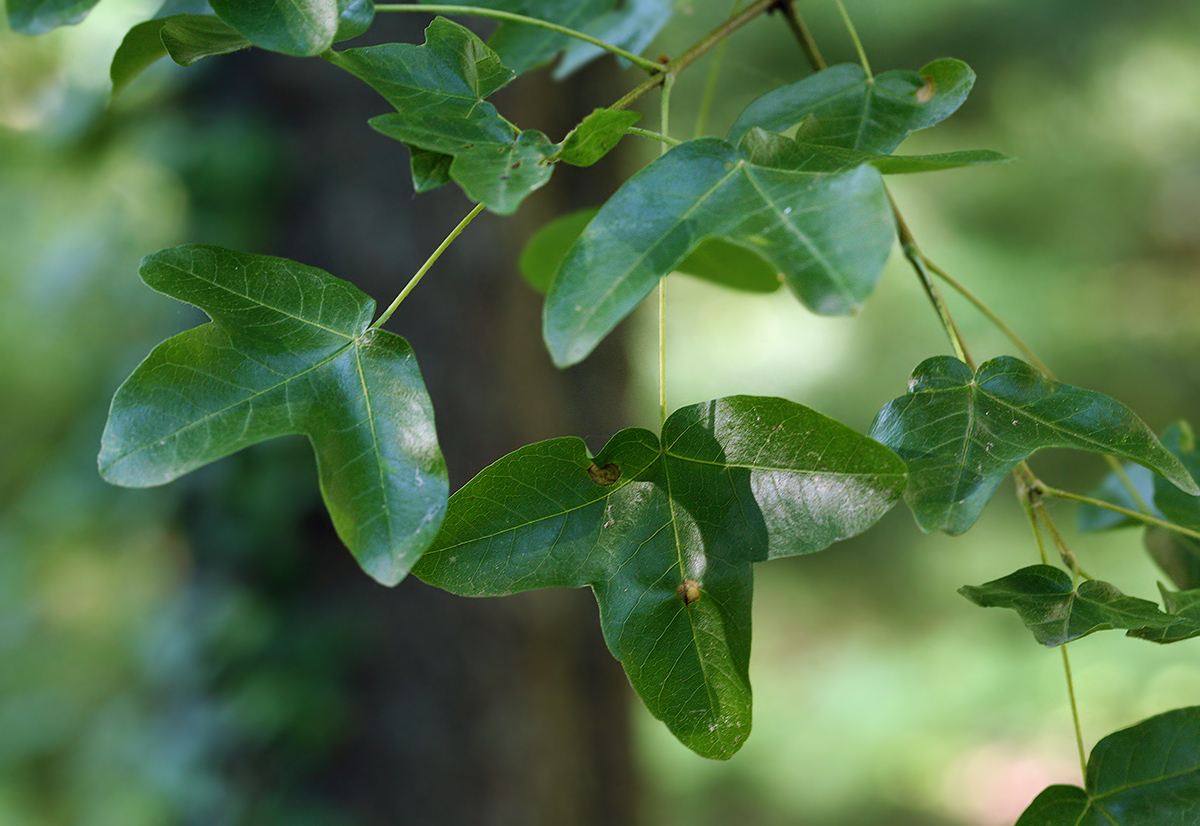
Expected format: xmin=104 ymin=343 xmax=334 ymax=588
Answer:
xmin=728 ymin=59 xmax=975 ymax=152
xmin=414 ymin=395 xmax=907 ymax=758
xmin=869 ymin=356 xmax=1199 ymax=535
xmin=542 ymin=137 xmax=894 ymax=366
xmin=1016 ymin=707 xmax=1200 ymax=825
xmin=98 ymin=245 xmax=448 ymax=586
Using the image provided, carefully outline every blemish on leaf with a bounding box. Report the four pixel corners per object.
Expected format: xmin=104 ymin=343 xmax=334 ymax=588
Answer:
xmin=587 ymin=462 xmax=621 ymax=486
xmin=916 ymin=77 xmax=935 ymax=104
xmin=676 ymin=579 xmax=701 ymax=606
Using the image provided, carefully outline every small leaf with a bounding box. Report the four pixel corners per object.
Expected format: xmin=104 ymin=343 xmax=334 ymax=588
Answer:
xmin=481 ymin=0 xmax=612 ymax=74
xmin=959 ymin=565 xmax=1179 ymax=646
xmin=160 ymin=15 xmax=252 ymax=66
xmin=407 ymin=145 xmax=455 ymax=193
xmin=333 ymin=0 xmax=373 ymax=42
xmin=1076 ymin=460 xmax=1158 ymax=532
xmin=553 ymin=0 xmax=672 ymax=78
xmin=209 ymin=0 xmax=339 ymax=56
xmin=740 ymin=129 xmax=1011 ymax=175
xmin=729 ymin=59 xmax=976 ymax=152
xmin=869 ymin=356 xmax=1199 ymax=535
xmin=1153 ymin=421 xmax=1200 ymax=529
xmin=99 ymin=245 xmax=448 ymax=586
xmin=520 ymin=208 xmax=781 ymax=295
xmin=415 ymin=395 xmax=907 ymax=758
xmin=1016 ymin=706 xmax=1200 ymax=825
xmin=6 ymin=0 xmax=101 ymax=34
xmin=1127 ymin=583 xmax=1200 ymax=643
xmin=557 ymin=108 xmax=641 ymax=167
xmin=543 ymin=137 xmax=893 ymax=366
xmin=328 ymin=18 xmax=558 ymax=213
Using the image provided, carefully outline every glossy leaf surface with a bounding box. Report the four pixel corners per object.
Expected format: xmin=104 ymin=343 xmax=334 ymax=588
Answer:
xmin=557 ymin=108 xmax=641 ymax=167
xmin=869 ymin=356 xmax=1199 ymax=535
xmin=1016 ymin=707 xmax=1200 ymax=825
xmin=414 ymin=396 xmax=907 ymax=758
xmin=728 ymin=59 xmax=975 ymax=151
xmin=958 ymin=565 xmax=1194 ymax=646
xmin=99 ymin=246 xmax=448 ymax=586
xmin=6 ymin=0 xmax=100 ymax=33
xmin=209 ymin=0 xmax=338 ymax=56
xmin=543 ymin=137 xmax=893 ymax=366
xmin=328 ymin=18 xmax=557 ymax=213
xmin=520 ymin=208 xmax=780 ymax=294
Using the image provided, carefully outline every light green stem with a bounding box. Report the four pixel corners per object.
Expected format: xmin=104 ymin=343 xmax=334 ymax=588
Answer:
xmin=1042 ymin=485 xmax=1200 ymax=544
xmin=1060 ymin=645 xmax=1089 ymax=782
xmin=626 ymin=126 xmax=681 ymax=147
xmin=375 ymin=4 xmax=664 ymax=74
xmin=832 ymin=0 xmax=872 ymax=79
xmin=371 ymin=202 xmax=486 ymax=330
xmin=658 ymin=73 xmax=674 ymax=427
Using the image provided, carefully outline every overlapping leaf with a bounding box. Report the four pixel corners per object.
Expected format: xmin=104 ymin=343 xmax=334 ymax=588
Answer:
xmin=958 ymin=565 xmax=1200 ymax=646
xmin=728 ymin=59 xmax=975 ymax=151
xmin=542 ymin=137 xmax=894 ymax=366
xmin=208 ymin=0 xmax=339 ymax=57
xmin=413 ymin=395 xmax=907 ymax=758
xmin=6 ymin=0 xmax=100 ymax=34
xmin=869 ymin=356 xmax=1199 ymax=535
xmin=326 ymin=17 xmax=560 ymax=214
xmin=98 ymin=245 xmax=448 ymax=586
xmin=1016 ymin=706 xmax=1200 ymax=825
xmin=739 ymin=128 xmax=1010 ymax=175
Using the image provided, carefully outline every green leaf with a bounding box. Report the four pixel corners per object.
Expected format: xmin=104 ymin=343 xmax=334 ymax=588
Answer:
xmin=98 ymin=245 xmax=448 ymax=586
xmin=557 ymin=108 xmax=641 ymax=167
xmin=869 ymin=356 xmax=1199 ymax=535
xmin=728 ymin=59 xmax=975 ymax=152
xmin=739 ymin=129 xmax=1010 ymax=175
xmin=959 ymin=565 xmax=1182 ymax=646
xmin=6 ymin=0 xmax=101 ymax=34
xmin=520 ymin=208 xmax=781 ymax=295
xmin=327 ymin=17 xmax=558 ymax=214
xmin=1153 ymin=421 xmax=1200 ymax=529
xmin=542 ymin=137 xmax=893 ymax=367
xmin=414 ymin=395 xmax=907 ymax=758
xmin=1076 ymin=460 xmax=1158 ymax=532
xmin=482 ymin=0 xmax=611 ymax=74
xmin=1128 ymin=583 xmax=1200 ymax=643
xmin=333 ymin=0 xmax=373 ymax=42
xmin=407 ymin=145 xmax=455 ymax=193
xmin=553 ymin=0 xmax=672 ymax=78
xmin=160 ymin=14 xmax=252 ymax=65
xmin=1144 ymin=527 xmax=1200 ymax=592
xmin=1016 ymin=707 xmax=1200 ymax=825
xmin=209 ymin=0 xmax=339 ymax=56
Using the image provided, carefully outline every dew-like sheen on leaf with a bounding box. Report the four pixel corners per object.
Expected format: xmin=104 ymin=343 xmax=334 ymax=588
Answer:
xmin=869 ymin=356 xmax=1199 ymax=535
xmin=98 ymin=245 xmax=448 ymax=586
xmin=413 ymin=395 xmax=907 ymax=758
xmin=1016 ymin=706 xmax=1200 ymax=825
xmin=543 ymin=137 xmax=893 ymax=367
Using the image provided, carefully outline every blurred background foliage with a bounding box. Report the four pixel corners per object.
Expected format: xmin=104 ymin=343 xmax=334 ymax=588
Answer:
xmin=1 ymin=0 xmax=1199 ymax=824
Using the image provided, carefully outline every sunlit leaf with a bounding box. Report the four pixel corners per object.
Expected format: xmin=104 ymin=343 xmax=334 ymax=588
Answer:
xmin=6 ymin=0 xmax=100 ymax=34
xmin=869 ymin=356 xmax=1199 ymax=535
xmin=557 ymin=108 xmax=641 ymax=167
xmin=209 ymin=0 xmax=339 ymax=56
xmin=543 ymin=137 xmax=893 ymax=366
xmin=1016 ymin=707 xmax=1200 ymax=825
xmin=327 ymin=17 xmax=558 ymax=213
xmin=728 ymin=59 xmax=975 ymax=152
xmin=414 ymin=395 xmax=907 ymax=758
xmin=98 ymin=245 xmax=448 ymax=586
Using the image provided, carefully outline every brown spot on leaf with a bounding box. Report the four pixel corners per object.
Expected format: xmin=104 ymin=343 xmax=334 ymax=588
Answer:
xmin=587 ymin=462 xmax=621 ymax=486
xmin=916 ymin=77 xmax=935 ymax=104
xmin=676 ymin=580 xmax=701 ymax=606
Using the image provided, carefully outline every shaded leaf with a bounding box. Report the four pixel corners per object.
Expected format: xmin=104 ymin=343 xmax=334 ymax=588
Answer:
xmin=728 ymin=59 xmax=975 ymax=152
xmin=1016 ymin=706 xmax=1200 ymax=825
xmin=557 ymin=108 xmax=641 ymax=167
xmin=6 ymin=0 xmax=100 ymax=34
xmin=327 ymin=17 xmax=558 ymax=213
xmin=959 ymin=565 xmax=1181 ymax=646
xmin=408 ymin=145 xmax=455 ymax=193
xmin=209 ymin=0 xmax=339 ymax=57
xmin=543 ymin=137 xmax=893 ymax=366
xmin=1076 ymin=460 xmax=1157 ymax=532
xmin=414 ymin=395 xmax=907 ymax=758
xmin=160 ymin=14 xmax=251 ymax=65
xmin=520 ymin=208 xmax=781 ymax=294
xmin=1153 ymin=421 xmax=1200 ymax=529
xmin=1144 ymin=527 xmax=1200 ymax=592
xmin=554 ymin=0 xmax=672 ymax=78
xmin=739 ymin=128 xmax=1011 ymax=175
xmin=98 ymin=245 xmax=448 ymax=586
xmin=1128 ymin=583 xmax=1200 ymax=643
xmin=869 ymin=356 xmax=1199 ymax=535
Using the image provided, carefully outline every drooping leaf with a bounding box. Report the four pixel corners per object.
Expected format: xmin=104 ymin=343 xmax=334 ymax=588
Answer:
xmin=553 ymin=0 xmax=672 ymax=78
xmin=728 ymin=59 xmax=975 ymax=152
xmin=1153 ymin=421 xmax=1200 ymax=529
xmin=542 ymin=137 xmax=893 ymax=366
xmin=1016 ymin=706 xmax=1200 ymax=825
xmin=958 ymin=565 xmax=1187 ymax=646
xmin=407 ymin=145 xmax=455 ymax=193
xmin=414 ymin=396 xmax=906 ymax=758
xmin=739 ymin=128 xmax=1011 ymax=175
xmin=208 ymin=0 xmax=339 ymax=56
xmin=869 ymin=356 xmax=1199 ymax=535
xmin=1128 ymin=584 xmax=1200 ymax=643
xmin=520 ymin=208 xmax=780 ymax=294
xmin=557 ymin=108 xmax=641 ymax=167
xmin=1144 ymin=527 xmax=1200 ymax=592
xmin=6 ymin=0 xmax=100 ymax=34
xmin=326 ymin=17 xmax=558 ymax=214
xmin=159 ymin=14 xmax=251 ymax=65
xmin=98 ymin=245 xmax=448 ymax=586
xmin=1076 ymin=460 xmax=1157 ymax=532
